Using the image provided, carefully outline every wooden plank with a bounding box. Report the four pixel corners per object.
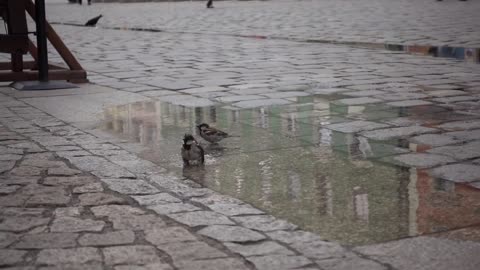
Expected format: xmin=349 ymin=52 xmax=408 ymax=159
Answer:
xmin=7 ymin=0 xmax=28 ymax=34
xmin=11 ymin=53 xmax=23 ymax=72
xmin=28 ymin=39 xmax=38 ymax=62
xmin=0 ymin=35 xmax=29 ymax=53
xmin=0 ymin=61 xmax=69 ymax=70
xmin=0 ymin=69 xmax=87 ymax=82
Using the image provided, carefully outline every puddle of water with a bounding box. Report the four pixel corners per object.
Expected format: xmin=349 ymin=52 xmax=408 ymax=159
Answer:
xmin=102 ymin=100 xmax=480 ymax=245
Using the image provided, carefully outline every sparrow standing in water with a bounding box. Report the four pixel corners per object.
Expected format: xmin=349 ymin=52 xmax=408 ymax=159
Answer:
xmin=197 ymin=123 xmax=229 ymax=144
xmin=181 ymin=134 xmax=205 ymax=166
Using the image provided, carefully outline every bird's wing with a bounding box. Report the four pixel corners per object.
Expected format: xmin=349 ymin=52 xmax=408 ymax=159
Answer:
xmin=205 ymin=127 xmax=228 ymax=137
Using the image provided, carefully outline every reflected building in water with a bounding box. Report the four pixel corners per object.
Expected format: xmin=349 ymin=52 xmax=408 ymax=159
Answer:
xmin=102 ymin=99 xmax=480 ymax=245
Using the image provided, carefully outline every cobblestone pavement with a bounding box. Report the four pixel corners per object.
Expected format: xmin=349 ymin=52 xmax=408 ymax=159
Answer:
xmin=1 ymin=0 xmax=480 ymax=269
xmin=44 ymin=0 xmax=480 ymax=47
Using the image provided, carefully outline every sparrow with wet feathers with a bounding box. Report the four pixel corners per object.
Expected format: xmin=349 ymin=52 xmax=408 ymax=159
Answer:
xmin=181 ymin=134 xmax=205 ymax=166
xmin=197 ymin=123 xmax=229 ymax=144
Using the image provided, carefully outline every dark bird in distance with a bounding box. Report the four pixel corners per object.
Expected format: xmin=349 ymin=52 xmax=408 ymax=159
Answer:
xmin=181 ymin=134 xmax=205 ymax=166
xmin=85 ymin=15 xmax=102 ymax=27
xmin=206 ymin=0 xmax=214 ymax=8
xmin=197 ymin=123 xmax=229 ymax=144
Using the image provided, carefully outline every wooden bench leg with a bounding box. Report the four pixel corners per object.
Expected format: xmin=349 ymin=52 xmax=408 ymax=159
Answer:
xmin=11 ymin=52 xmax=23 ymax=72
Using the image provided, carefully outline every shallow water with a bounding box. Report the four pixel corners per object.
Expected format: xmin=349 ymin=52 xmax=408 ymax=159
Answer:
xmin=101 ymin=100 xmax=480 ymax=245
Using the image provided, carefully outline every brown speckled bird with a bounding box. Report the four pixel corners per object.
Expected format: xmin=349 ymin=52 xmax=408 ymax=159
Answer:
xmin=181 ymin=134 xmax=205 ymax=166
xmin=197 ymin=123 xmax=229 ymax=144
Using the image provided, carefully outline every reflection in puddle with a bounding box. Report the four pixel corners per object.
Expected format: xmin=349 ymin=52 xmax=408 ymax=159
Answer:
xmin=384 ymin=44 xmax=480 ymax=63
xmin=102 ymin=100 xmax=480 ymax=245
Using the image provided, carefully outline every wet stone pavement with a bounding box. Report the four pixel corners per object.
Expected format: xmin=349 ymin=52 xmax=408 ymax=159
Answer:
xmin=45 ymin=0 xmax=480 ymax=47
xmin=1 ymin=0 xmax=480 ymax=269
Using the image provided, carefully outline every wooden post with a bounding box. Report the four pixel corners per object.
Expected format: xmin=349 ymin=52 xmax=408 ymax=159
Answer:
xmin=25 ymin=0 xmax=84 ymax=71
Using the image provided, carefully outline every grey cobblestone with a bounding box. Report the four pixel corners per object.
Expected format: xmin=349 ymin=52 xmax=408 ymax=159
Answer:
xmin=0 ymin=249 xmax=27 ymax=266
xmin=43 ymin=176 xmax=95 ymax=186
xmin=0 ymin=161 xmax=15 ymax=173
xmin=0 ymin=232 xmax=17 ymax=247
xmin=54 ymin=207 xmax=84 ymax=217
xmin=0 ymin=217 xmax=50 ymax=232
xmin=168 ymin=211 xmax=235 ymax=227
xmin=111 ymin=214 xmax=167 ymax=231
xmin=91 ymin=205 xmax=146 ymax=217
xmin=67 ymin=156 xmax=136 ymax=178
xmin=50 ymin=217 xmax=105 ymax=233
xmin=179 ymin=258 xmax=249 ymax=270
xmin=11 ymin=166 xmax=43 ymax=176
xmin=14 ymin=233 xmax=78 ymax=249
xmin=0 ymin=184 xmax=20 ymax=194
xmin=131 ymin=193 xmax=181 ymax=205
xmin=206 ymin=203 xmax=265 ymax=216
xmin=232 ymin=215 xmax=298 ymax=232
xmin=315 ymin=253 xmax=387 ymax=270
xmin=225 ymin=241 xmax=295 ymax=257
xmin=148 ymin=203 xmax=201 ymax=215
xmin=159 ymin=241 xmax=228 ymax=266
xmin=73 ymin=182 xmax=104 ymax=193
xmin=198 ymin=225 xmax=266 ymax=243
xmin=145 ymin=227 xmax=197 ymax=245
xmin=114 ymin=263 xmax=173 ymax=270
xmin=103 ymin=245 xmax=162 ymax=265
xmin=247 ymin=255 xmax=313 ymax=270
xmin=36 ymin=247 xmax=102 ymax=265
xmin=290 ymin=240 xmax=346 ymax=260
xmin=101 ymin=178 xmax=159 ymax=195
xmin=78 ymin=192 xmax=126 ymax=206
xmin=47 ymin=167 xmax=82 ymax=176
xmin=23 ymin=185 xmax=71 ymax=206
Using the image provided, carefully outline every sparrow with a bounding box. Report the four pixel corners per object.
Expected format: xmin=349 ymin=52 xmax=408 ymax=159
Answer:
xmin=206 ymin=0 xmax=214 ymax=8
xmin=197 ymin=123 xmax=229 ymax=144
xmin=181 ymin=134 xmax=205 ymax=166
xmin=85 ymin=15 xmax=102 ymax=27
